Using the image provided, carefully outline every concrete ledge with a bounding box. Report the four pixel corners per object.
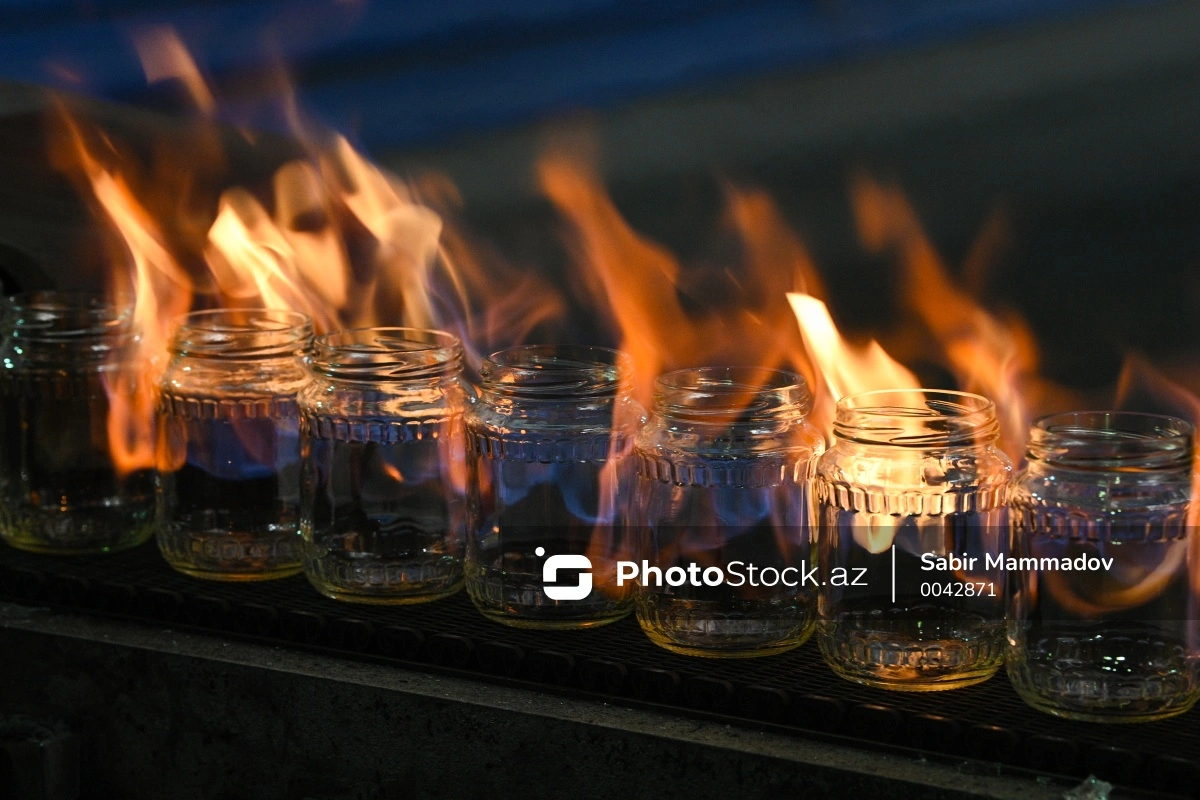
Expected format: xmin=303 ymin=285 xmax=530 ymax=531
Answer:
xmin=0 ymin=603 xmax=1067 ymax=800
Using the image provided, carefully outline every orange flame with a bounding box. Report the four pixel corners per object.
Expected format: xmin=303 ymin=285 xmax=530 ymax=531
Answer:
xmin=536 ymin=149 xmax=832 ymax=582
xmin=53 ymin=111 xmax=192 ymax=476
xmin=788 ymin=292 xmax=919 ymax=435
xmin=1115 ymin=353 xmax=1200 ymax=530
xmin=132 ymin=26 xmax=216 ymax=114
xmin=50 ymin=27 xmax=1200 ymax=557
xmin=51 ymin=27 xmax=566 ymax=476
xmin=45 ymin=29 xmax=1200 ymax=632
xmin=850 ymin=175 xmax=1037 ymax=457
xmin=381 ymin=462 xmax=404 ymax=483
xmin=537 ymin=149 xmax=818 ymax=409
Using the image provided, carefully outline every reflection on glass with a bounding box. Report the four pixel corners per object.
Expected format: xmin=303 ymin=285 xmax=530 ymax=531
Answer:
xmin=633 ymin=367 xmax=824 ymax=658
xmin=1008 ymin=411 xmax=1199 ymax=722
xmin=300 ymin=327 xmax=468 ymax=604
xmin=465 ymin=345 xmax=642 ymax=629
xmin=0 ymin=292 xmax=154 ymax=554
xmin=156 ymin=309 xmax=312 ymax=580
xmin=816 ymin=389 xmax=1011 ymax=691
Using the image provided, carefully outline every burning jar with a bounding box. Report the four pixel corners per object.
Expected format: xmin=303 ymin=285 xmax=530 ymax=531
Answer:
xmin=0 ymin=292 xmax=154 ymax=554
xmin=633 ymin=367 xmax=824 ymax=658
xmin=465 ymin=345 xmax=643 ymax=629
xmin=814 ymin=390 xmax=1011 ymax=691
xmin=156 ymin=309 xmax=312 ymax=580
xmin=1007 ymin=412 xmax=1198 ymax=722
xmin=299 ymin=328 xmax=469 ymax=604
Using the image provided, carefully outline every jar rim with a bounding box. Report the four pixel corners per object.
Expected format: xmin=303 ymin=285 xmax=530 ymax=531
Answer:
xmin=6 ymin=291 xmax=133 ymax=340
xmin=175 ymin=308 xmax=311 ymax=333
xmin=314 ymin=327 xmax=462 ymax=380
xmin=654 ymin=366 xmax=813 ymax=422
xmin=834 ymin=388 xmax=999 ymax=447
xmin=481 ymin=344 xmax=628 ymax=398
xmin=171 ymin=308 xmax=312 ymax=358
xmin=1028 ymin=410 xmax=1194 ymax=471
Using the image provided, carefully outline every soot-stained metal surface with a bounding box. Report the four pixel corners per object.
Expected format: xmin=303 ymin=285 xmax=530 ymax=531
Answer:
xmin=0 ymin=543 xmax=1196 ymax=797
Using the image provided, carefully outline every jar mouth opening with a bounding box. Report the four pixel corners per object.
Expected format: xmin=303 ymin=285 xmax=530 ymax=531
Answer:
xmin=654 ymin=366 xmax=812 ymax=422
xmin=314 ymin=327 xmax=462 ymax=380
xmin=1028 ymin=411 xmax=1194 ymax=471
xmin=6 ymin=291 xmax=133 ymax=340
xmin=834 ymin=389 xmax=999 ymax=446
xmin=481 ymin=344 xmax=627 ymax=397
xmin=172 ymin=308 xmax=312 ymax=358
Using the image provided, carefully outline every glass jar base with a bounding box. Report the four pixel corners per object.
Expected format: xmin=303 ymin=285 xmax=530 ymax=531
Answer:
xmin=157 ymin=527 xmax=301 ymax=581
xmin=1013 ymin=690 xmax=1197 ymax=723
xmin=465 ymin=567 xmax=632 ymax=630
xmin=304 ymin=551 xmax=463 ymax=606
xmin=1 ymin=526 xmax=153 ymax=556
xmin=636 ymin=598 xmax=814 ymax=659
xmin=1007 ymin=648 xmax=1199 ymax=723
xmin=163 ymin=562 xmax=303 ymax=582
xmin=827 ymin=662 xmax=999 ymax=692
xmin=309 ymin=580 xmax=462 ymax=605
xmin=472 ymin=606 xmax=630 ymax=630
xmin=818 ymin=621 xmax=1005 ymax=692
xmin=641 ymin=629 xmax=805 ymax=659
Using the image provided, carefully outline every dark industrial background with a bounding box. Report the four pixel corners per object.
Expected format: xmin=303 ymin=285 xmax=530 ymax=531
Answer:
xmin=1 ymin=2 xmax=1199 ymax=798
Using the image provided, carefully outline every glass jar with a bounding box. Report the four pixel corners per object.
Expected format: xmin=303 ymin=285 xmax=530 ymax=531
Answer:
xmin=1007 ymin=411 xmax=1198 ymax=722
xmin=299 ymin=327 xmax=469 ymax=604
xmin=156 ymin=309 xmax=312 ymax=580
xmin=633 ymin=367 xmax=824 ymax=658
xmin=815 ymin=389 xmax=1011 ymax=691
xmin=0 ymin=292 xmax=154 ymax=554
xmin=465 ymin=345 xmax=643 ymax=629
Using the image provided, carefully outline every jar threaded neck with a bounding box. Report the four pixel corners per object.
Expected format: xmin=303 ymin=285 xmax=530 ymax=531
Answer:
xmin=479 ymin=344 xmax=627 ymax=399
xmin=652 ymin=366 xmax=812 ymax=426
xmin=313 ymin=327 xmax=461 ymax=381
xmin=1026 ymin=411 xmax=1193 ymax=472
xmin=171 ymin=309 xmax=312 ymax=359
xmin=5 ymin=291 xmax=133 ymax=343
xmin=833 ymin=389 xmax=999 ymax=447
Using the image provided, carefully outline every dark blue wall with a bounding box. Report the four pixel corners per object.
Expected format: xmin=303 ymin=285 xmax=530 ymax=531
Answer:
xmin=0 ymin=0 xmax=1162 ymax=149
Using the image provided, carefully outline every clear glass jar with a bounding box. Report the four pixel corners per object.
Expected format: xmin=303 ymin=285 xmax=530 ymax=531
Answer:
xmin=0 ymin=292 xmax=154 ymax=554
xmin=156 ymin=309 xmax=312 ymax=580
xmin=633 ymin=367 xmax=824 ymax=658
xmin=815 ymin=389 xmax=1011 ymax=691
xmin=465 ymin=345 xmax=643 ymax=629
xmin=1007 ymin=411 xmax=1198 ymax=722
xmin=299 ymin=327 xmax=469 ymax=604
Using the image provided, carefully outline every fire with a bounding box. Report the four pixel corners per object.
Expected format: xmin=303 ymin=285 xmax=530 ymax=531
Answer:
xmin=55 ymin=26 xmax=1058 ymax=479
xmin=53 ymin=112 xmax=192 ymax=476
xmin=51 ymin=27 xmax=562 ymax=476
xmin=41 ymin=26 xmax=1200 ymax=631
xmin=537 ymin=149 xmax=818 ymax=408
xmin=537 ymin=150 xmax=831 ymax=582
xmin=44 ymin=26 xmax=1200 ymax=535
xmin=788 ymin=292 xmax=919 ymax=434
xmin=131 ymin=26 xmax=216 ymax=114
xmin=849 ymin=175 xmax=1038 ymax=457
xmin=1115 ymin=353 xmax=1200 ymax=532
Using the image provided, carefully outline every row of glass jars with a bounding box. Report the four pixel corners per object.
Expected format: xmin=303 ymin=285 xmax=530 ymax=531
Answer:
xmin=0 ymin=295 xmax=1195 ymax=724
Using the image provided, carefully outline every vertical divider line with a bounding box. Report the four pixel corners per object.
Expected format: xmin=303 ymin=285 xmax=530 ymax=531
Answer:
xmin=891 ymin=544 xmax=896 ymax=604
